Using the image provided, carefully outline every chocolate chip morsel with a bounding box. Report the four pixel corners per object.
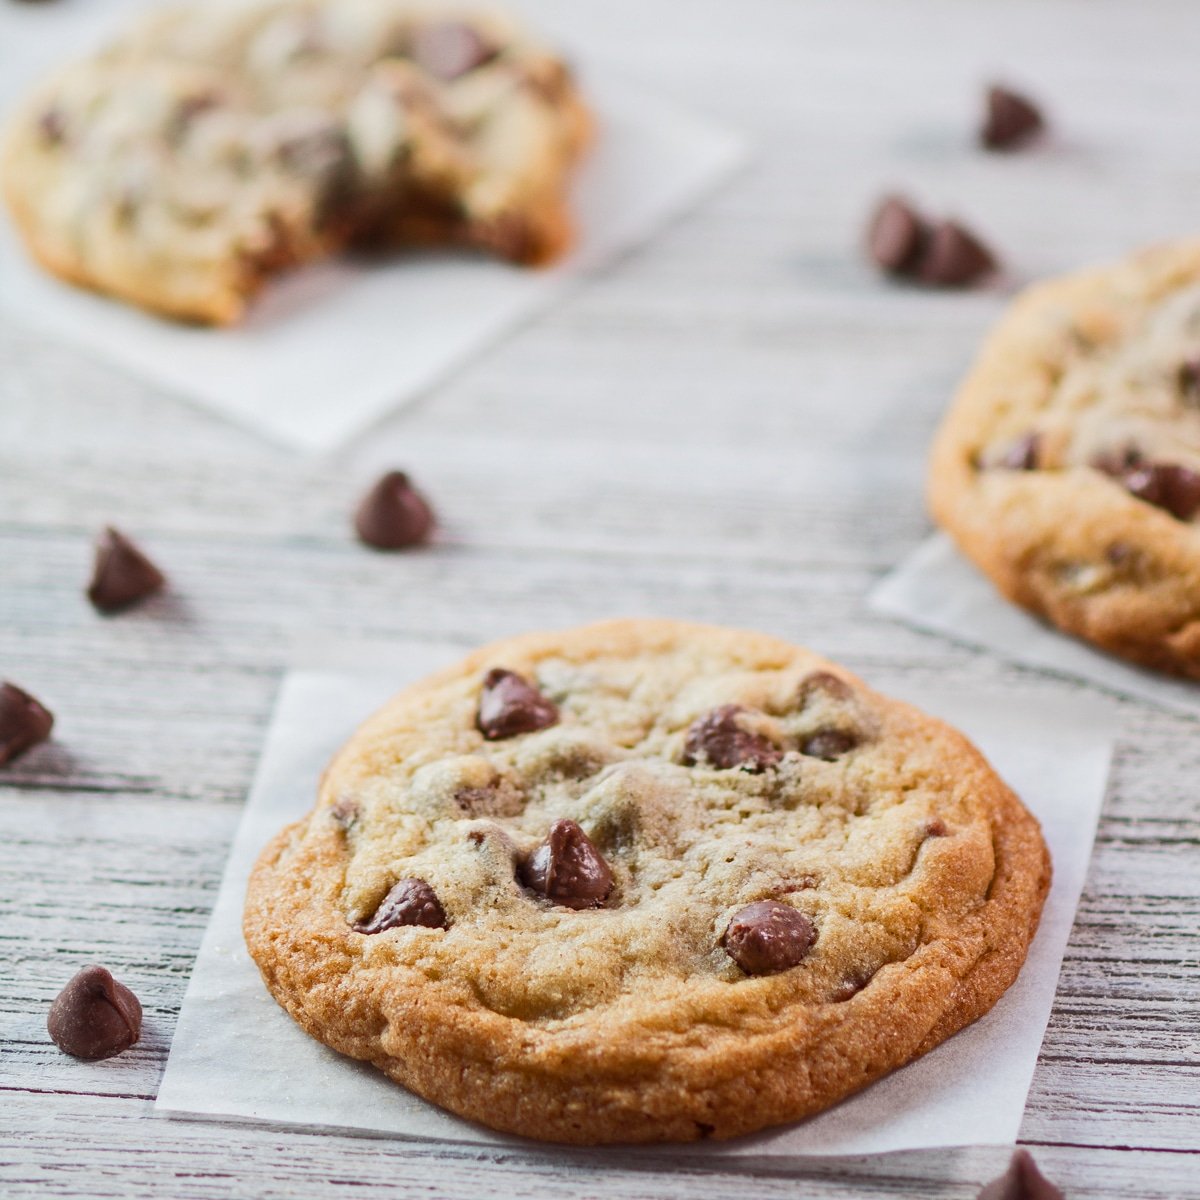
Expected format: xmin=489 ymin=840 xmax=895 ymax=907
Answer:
xmin=722 ymin=901 xmax=817 ymax=976
xmin=799 ymin=729 xmax=858 ymax=761
xmin=918 ymin=220 xmax=998 ymax=287
xmin=996 ymin=433 xmax=1040 ymax=471
xmin=1178 ymin=357 xmax=1200 ymax=405
xmin=976 ymin=1149 xmax=1064 ymax=1200
xmin=519 ymin=818 xmax=613 ymax=910
xmin=981 ymin=85 xmax=1046 ymax=151
xmin=798 ymin=670 xmax=854 ymax=704
xmin=0 ymin=682 xmax=54 ymax=767
xmin=1125 ymin=462 xmax=1200 ymax=521
xmin=682 ymin=705 xmax=783 ymax=772
xmin=411 ymin=21 xmax=498 ymax=81
xmin=47 ymin=965 xmax=142 ymax=1060
xmin=476 ymin=668 xmax=559 ymax=740
xmin=353 ymin=878 xmax=447 ymax=934
xmin=354 ymin=471 xmax=435 ymax=550
xmin=866 ymin=195 xmax=928 ymax=276
xmin=87 ymin=527 xmax=166 ymax=614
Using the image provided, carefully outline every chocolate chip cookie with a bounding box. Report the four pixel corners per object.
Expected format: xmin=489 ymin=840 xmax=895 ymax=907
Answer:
xmin=244 ymin=619 xmax=1050 ymax=1143
xmin=929 ymin=239 xmax=1200 ymax=677
xmin=2 ymin=1 xmax=591 ymax=323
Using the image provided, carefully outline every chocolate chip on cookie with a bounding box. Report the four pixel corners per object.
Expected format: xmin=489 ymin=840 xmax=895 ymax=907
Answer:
xmin=47 ymin=965 xmax=142 ymax=1060
xmin=1103 ymin=460 xmax=1200 ymax=521
xmin=330 ymin=797 xmax=359 ymax=829
xmin=477 ymin=669 xmax=559 ymax=740
xmin=918 ymin=220 xmax=998 ymax=287
xmin=722 ymin=901 xmax=817 ymax=976
xmin=411 ymin=21 xmax=498 ymax=81
xmin=797 ymin=670 xmax=854 ymax=704
xmin=866 ymin=195 xmax=928 ymax=276
xmin=1178 ymin=358 xmax=1200 ymax=404
xmin=682 ymin=705 xmax=782 ymax=772
xmin=997 ymin=433 xmax=1040 ymax=470
xmin=87 ymin=527 xmax=166 ymax=613
xmin=353 ymin=878 xmax=447 ymax=933
xmin=354 ymin=471 xmax=435 ymax=550
xmin=519 ymin=818 xmax=613 ymax=909
xmin=980 ymin=84 xmax=1045 ymax=151
xmin=0 ymin=682 xmax=55 ymax=767
xmin=830 ymin=966 xmax=878 ymax=1002
xmin=799 ymin=729 xmax=858 ymax=761
xmin=976 ymin=1148 xmax=1064 ymax=1200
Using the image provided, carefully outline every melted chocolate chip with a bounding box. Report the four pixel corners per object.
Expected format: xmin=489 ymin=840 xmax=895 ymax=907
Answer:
xmin=1121 ymin=462 xmax=1200 ymax=521
xmin=411 ymin=21 xmax=498 ymax=80
xmin=917 ymin=220 xmax=998 ymax=287
xmin=476 ymin=669 xmax=559 ymax=740
xmin=354 ymin=471 xmax=435 ymax=550
xmin=353 ymin=878 xmax=447 ymax=934
xmin=0 ymin=682 xmax=54 ymax=767
xmin=799 ymin=729 xmax=858 ymax=761
xmin=722 ymin=901 xmax=817 ymax=975
xmin=682 ymin=705 xmax=782 ymax=772
xmin=976 ymin=1149 xmax=1064 ymax=1200
xmin=866 ymin=195 xmax=928 ymax=276
xmin=519 ymin=818 xmax=613 ymax=909
xmin=997 ymin=433 xmax=1040 ymax=470
xmin=981 ymin=85 xmax=1045 ymax=151
xmin=86 ymin=527 xmax=166 ymax=613
xmin=47 ymin=966 xmax=142 ymax=1060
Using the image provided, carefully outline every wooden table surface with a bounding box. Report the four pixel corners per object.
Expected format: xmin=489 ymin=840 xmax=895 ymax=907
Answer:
xmin=3 ymin=0 xmax=1199 ymax=1195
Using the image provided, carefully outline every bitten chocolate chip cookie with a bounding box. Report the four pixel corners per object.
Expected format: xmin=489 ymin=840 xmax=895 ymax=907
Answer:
xmin=245 ymin=620 xmax=1050 ymax=1144
xmin=929 ymin=239 xmax=1200 ymax=677
xmin=2 ymin=0 xmax=590 ymax=323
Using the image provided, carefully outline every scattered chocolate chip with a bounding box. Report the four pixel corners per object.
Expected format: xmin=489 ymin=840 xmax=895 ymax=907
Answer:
xmin=38 ymin=108 xmax=66 ymax=144
xmin=866 ymin=195 xmax=928 ymax=276
xmin=997 ymin=433 xmax=1040 ymax=471
xmin=411 ymin=21 xmax=498 ymax=81
xmin=1091 ymin=445 xmax=1144 ymax=476
xmin=918 ymin=220 xmax=998 ymax=287
xmin=976 ymin=1149 xmax=1064 ymax=1200
xmin=682 ymin=705 xmax=782 ymax=772
xmin=330 ymin=797 xmax=359 ymax=829
xmin=353 ymin=878 xmax=447 ymax=934
xmin=47 ymin=965 xmax=142 ymax=1060
xmin=1119 ymin=462 xmax=1200 ymax=521
xmin=799 ymin=729 xmax=858 ymax=761
xmin=86 ymin=527 xmax=166 ymax=613
xmin=353 ymin=471 xmax=435 ymax=550
xmin=722 ymin=901 xmax=817 ymax=975
xmin=980 ymin=85 xmax=1045 ymax=151
xmin=519 ymin=818 xmax=613 ymax=909
xmin=1179 ymin=358 xmax=1200 ymax=405
xmin=0 ymin=682 xmax=54 ymax=767
xmin=798 ymin=670 xmax=854 ymax=704
xmin=476 ymin=668 xmax=559 ymax=740
xmin=1104 ymin=540 xmax=1137 ymax=567
xmin=830 ymin=967 xmax=877 ymax=1002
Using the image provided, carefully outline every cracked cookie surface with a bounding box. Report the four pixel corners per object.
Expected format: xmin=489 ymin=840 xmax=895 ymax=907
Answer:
xmin=1 ymin=0 xmax=590 ymax=323
xmin=244 ymin=619 xmax=1050 ymax=1144
xmin=929 ymin=239 xmax=1200 ymax=677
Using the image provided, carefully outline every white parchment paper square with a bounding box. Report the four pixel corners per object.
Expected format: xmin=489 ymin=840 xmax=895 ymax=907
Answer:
xmin=871 ymin=534 xmax=1200 ymax=718
xmin=157 ymin=648 xmax=1113 ymax=1158
xmin=0 ymin=2 xmax=745 ymax=452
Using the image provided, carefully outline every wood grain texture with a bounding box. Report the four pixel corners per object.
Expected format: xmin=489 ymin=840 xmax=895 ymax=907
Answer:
xmin=3 ymin=0 xmax=1200 ymax=1194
